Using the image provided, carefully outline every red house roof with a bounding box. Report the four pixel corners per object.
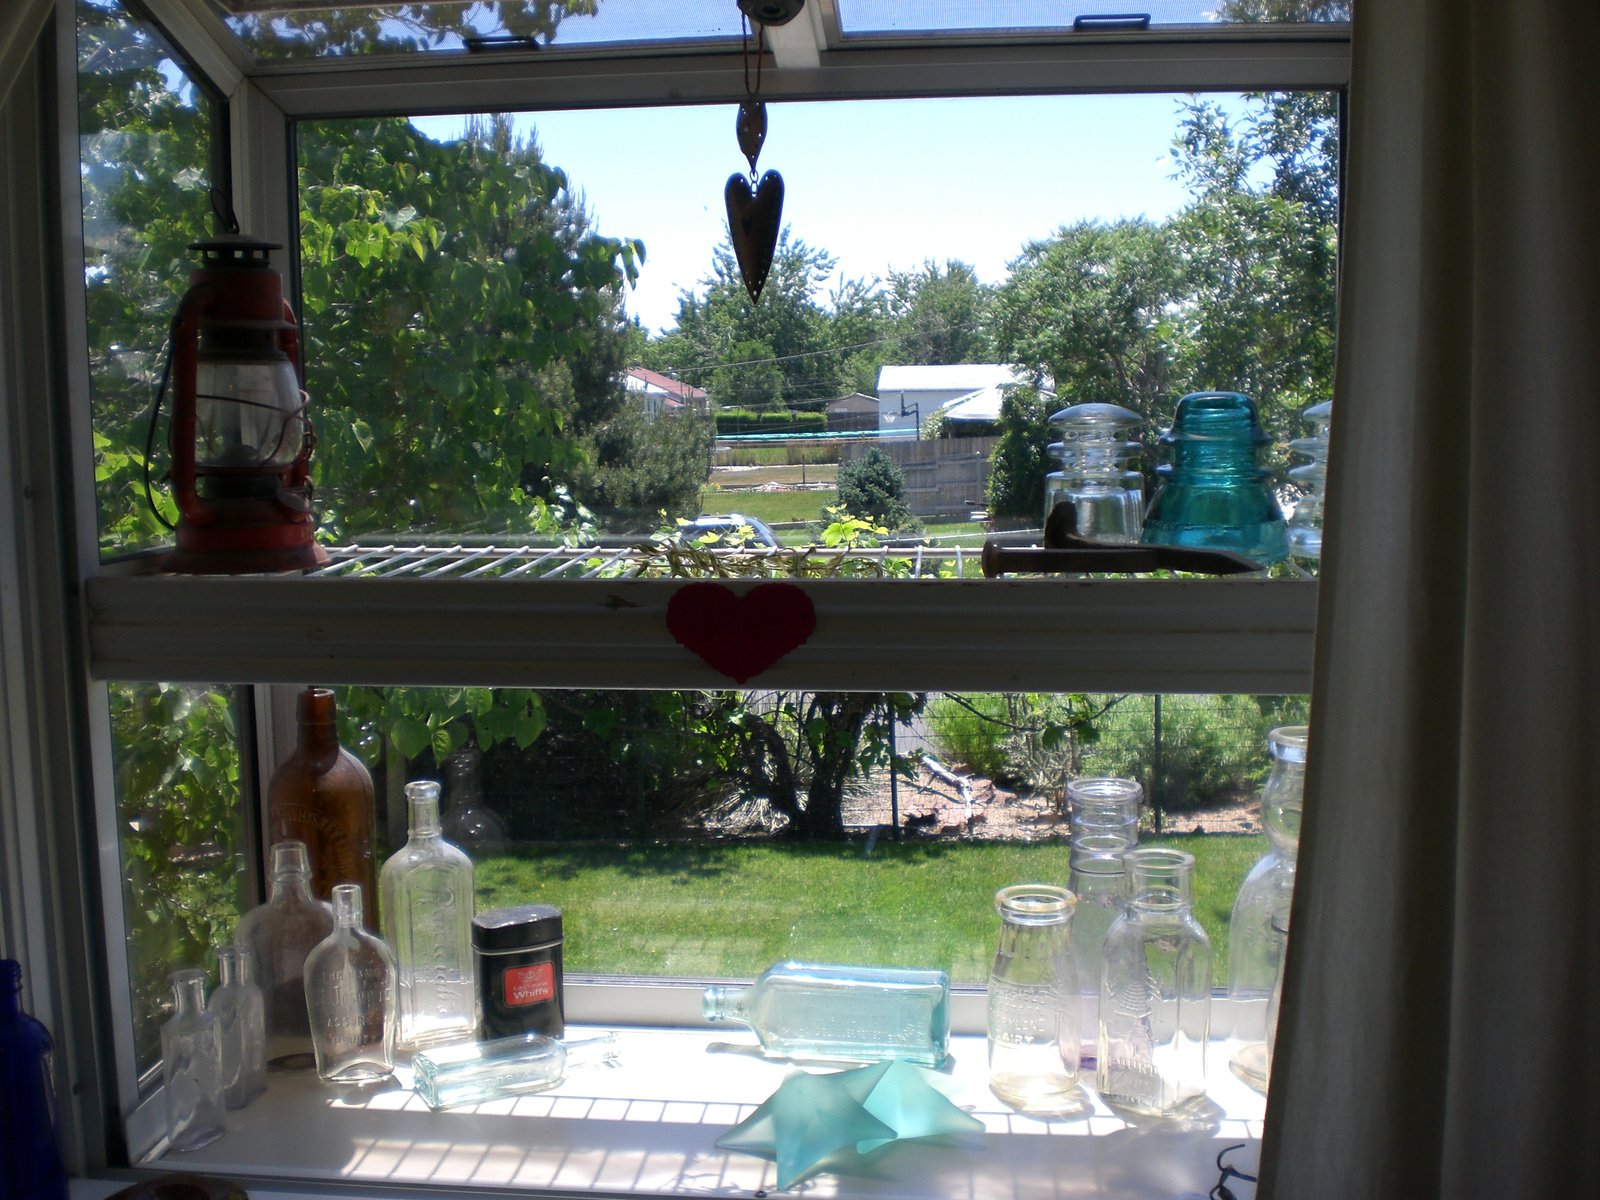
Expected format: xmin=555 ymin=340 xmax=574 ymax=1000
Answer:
xmin=625 ymin=367 xmax=707 ymax=403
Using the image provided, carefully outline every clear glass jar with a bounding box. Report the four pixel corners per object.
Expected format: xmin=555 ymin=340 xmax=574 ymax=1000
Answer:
xmin=209 ymin=946 xmax=266 ymax=1109
xmin=233 ymin=840 xmax=335 ymax=1067
xmin=1227 ymin=725 xmax=1307 ymax=1092
xmin=1064 ymin=777 xmax=1141 ymax=1066
xmin=1286 ymin=400 xmax=1332 ymax=559
xmin=303 ymin=884 xmax=397 ymax=1084
xmin=1096 ymin=848 xmax=1212 ymax=1116
xmin=987 ymin=884 xmax=1081 ymax=1114
xmin=380 ymin=780 xmax=477 ymax=1050
xmin=1043 ymin=403 xmax=1145 ymax=541
xmin=160 ymin=969 xmax=226 ymax=1152
xmin=441 ymin=743 xmax=508 ymax=856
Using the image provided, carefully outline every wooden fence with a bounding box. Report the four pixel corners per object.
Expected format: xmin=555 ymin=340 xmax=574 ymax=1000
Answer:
xmin=839 ymin=436 xmax=998 ymax=521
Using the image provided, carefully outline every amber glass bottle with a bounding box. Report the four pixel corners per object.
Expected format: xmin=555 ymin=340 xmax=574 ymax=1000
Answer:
xmin=268 ymin=688 xmax=378 ymax=928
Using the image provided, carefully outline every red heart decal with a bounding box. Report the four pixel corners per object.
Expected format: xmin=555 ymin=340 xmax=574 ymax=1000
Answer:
xmin=666 ymin=582 xmax=816 ymax=684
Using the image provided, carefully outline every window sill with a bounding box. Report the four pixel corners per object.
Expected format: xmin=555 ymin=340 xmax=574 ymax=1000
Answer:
xmin=112 ymin=1024 xmax=1264 ymax=1199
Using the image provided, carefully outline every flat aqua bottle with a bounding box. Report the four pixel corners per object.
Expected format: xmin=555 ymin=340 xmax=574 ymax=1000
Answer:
xmin=704 ymin=962 xmax=950 ymax=1066
xmin=1142 ymin=391 xmax=1287 ymax=565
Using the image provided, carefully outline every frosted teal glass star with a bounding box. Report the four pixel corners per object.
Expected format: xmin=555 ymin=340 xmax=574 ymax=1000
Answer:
xmin=717 ymin=1061 xmax=984 ymax=1189
xmin=718 ymin=1064 xmax=895 ymax=1189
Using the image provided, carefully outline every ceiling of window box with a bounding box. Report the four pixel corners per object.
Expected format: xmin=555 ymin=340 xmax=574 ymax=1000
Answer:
xmin=208 ymin=1 xmax=1351 ymax=62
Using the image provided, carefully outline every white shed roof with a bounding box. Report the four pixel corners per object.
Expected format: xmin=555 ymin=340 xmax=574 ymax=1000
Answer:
xmin=942 ymin=386 xmax=1006 ymax=423
xmin=876 ymin=363 xmax=1028 ymax=394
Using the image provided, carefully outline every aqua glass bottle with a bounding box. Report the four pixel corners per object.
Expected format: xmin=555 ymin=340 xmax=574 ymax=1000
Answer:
xmin=160 ymin=970 xmax=226 ymax=1152
xmin=1043 ymin=403 xmax=1145 ymax=541
xmin=987 ymin=885 xmax=1080 ymax=1114
xmin=1142 ymin=391 xmax=1287 ymax=565
xmin=0 ymin=960 xmax=68 ymax=1200
xmin=209 ymin=947 xmax=266 ymax=1109
xmin=412 ymin=1032 xmax=619 ymax=1110
xmin=703 ymin=962 xmax=949 ymax=1067
xmin=1064 ymin=776 xmax=1142 ymax=1067
xmin=1227 ymin=725 xmax=1307 ymax=1092
xmin=303 ymin=884 xmax=397 ymax=1084
xmin=1096 ymin=848 xmax=1212 ymax=1116
xmin=1286 ymin=400 xmax=1332 ymax=559
xmin=380 ymin=780 xmax=476 ymax=1051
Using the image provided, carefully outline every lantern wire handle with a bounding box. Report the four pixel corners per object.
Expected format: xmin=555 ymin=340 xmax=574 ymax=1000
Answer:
xmin=142 ymin=312 xmax=179 ymax=531
xmin=210 ymin=186 xmax=241 ymax=236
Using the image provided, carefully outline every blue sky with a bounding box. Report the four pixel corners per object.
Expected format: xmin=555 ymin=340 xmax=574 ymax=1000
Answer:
xmin=411 ymin=93 xmax=1250 ymax=335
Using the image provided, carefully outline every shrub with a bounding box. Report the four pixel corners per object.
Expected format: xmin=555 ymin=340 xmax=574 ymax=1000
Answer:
xmin=836 ymin=446 xmax=920 ymax=532
xmin=986 ymin=385 xmax=1055 ymax=521
xmin=927 ymin=694 xmax=1013 ymax=780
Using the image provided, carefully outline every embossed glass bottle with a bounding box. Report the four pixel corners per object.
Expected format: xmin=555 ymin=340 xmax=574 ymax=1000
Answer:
xmin=234 ymin=840 xmax=334 ymax=1066
xmin=1227 ymin=725 xmax=1307 ymax=1092
xmin=1065 ymin=776 xmax=1142 ymax=1065
xmin=704 ymin=963 xmax=949 ymax=1066
xmin=160 ymin=970 xmax=226 ymax=1152
xmin=208 ymin=946 xmax=266 ymax=1108
xmin=987 ymin=885 xmax=1080 ymax=1114
xmin=303 ymin=884 xmax=397 ymax=1084
xmin=380 ymin=780 xmax=476 ymax=1051
xmin=441 ymin=743 xmax=508 ymax=857
xmin=1097 ymin=849 xmax=1211 ymax=1116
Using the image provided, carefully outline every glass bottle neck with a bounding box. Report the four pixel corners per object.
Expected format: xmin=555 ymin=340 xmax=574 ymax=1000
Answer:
xmin=267 ymin=873 xmax=316 ymax=904
xmin=171 ymin=976 xmax=207 ymax=1015
xmin=702 ymin=985 xmax=749 ymax=1023
xmin=409 ymin=795 xmax=442 ymax=840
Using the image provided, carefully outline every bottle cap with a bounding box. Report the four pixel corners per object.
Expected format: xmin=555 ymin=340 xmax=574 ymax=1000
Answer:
xmin=473 ymin=904 xmax=563 ymax=952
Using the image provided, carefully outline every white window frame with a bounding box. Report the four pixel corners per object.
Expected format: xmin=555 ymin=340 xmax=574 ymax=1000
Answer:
xmin=12 ymin=0 xmax=1349 ymax=1178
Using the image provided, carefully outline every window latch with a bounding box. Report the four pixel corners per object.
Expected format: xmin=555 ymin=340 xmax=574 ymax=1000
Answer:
xmin=1073 ymin=13 xmax=1153 ymax=32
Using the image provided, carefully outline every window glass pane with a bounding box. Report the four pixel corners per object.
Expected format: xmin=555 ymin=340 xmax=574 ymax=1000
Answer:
xmin=296 ymin=94 xmax=1337 ymax=575
xmin=110 ymin=683 xmax=248 ymax=1075
xmin=318 ymin=687 xmax=1305 ymax=986
xmin=215 ymin=1 xmax=740 ymax=61
xmin=78 ymin=0 xmax=217 ymax=559
xmin=837 ymin=0 xmax=1350 ymax=36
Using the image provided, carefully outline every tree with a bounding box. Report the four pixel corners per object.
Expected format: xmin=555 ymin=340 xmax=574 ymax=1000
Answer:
xmin=986 ymin=386 xmax=1057 ymax=521
xmin=836 ymin=447 xmax=919 ymax=533
xmin=886 ymin=260 xmax=995 ymax=365
xmin=570 ymin=407 xmax=714 ymax=530
xmin=222 ymin=1 xmax=599 ymax=57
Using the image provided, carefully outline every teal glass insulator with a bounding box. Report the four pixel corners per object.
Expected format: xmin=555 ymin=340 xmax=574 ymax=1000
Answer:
xmin=1142 ymin=391 xmax=1287 ymax=565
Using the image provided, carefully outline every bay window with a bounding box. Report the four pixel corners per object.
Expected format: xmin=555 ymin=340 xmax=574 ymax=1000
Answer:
xmin=0 ymin=1 xmax=1351 ymax=1196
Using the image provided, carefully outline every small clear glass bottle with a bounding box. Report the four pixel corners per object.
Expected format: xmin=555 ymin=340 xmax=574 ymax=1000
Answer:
xmin=1064 ymin=776 xmax=1142 ymax=1066
xmin=380 ymin=780 xmax=476 ymax=1050
xmin=209 ymin=946 xmax=266 ymax=1109
xmin=1227 ymin=725 xmax=1307 ymax=1092
xmin=441 ymin=743 xmax=508 ymax=856
xmin=703 ymin=962 xmax=949 ymax=1067
xmin=1097 ymin=848 xmax=1212 ymax=1116
xmin=1286 ymin=401 xmax=1332 ymax=560
xmin=303 ymin=884 xmax=397 ymax=1084
xmin=233 ymin=840 xmax=335 ymax=1067
xmin=412 ymin=1032 xmax=619 ymax=1109
xmin=987 ymin=885 xmax=1080 ymax=1114
xmin=1043 ymin=403 xmax=1145 ymax=541
xmin=160 ymin=969 xmax=226 ymax=1152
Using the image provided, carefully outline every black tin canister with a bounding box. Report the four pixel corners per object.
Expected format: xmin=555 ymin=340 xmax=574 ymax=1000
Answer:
xmin=473 ymin=904 xmax=564 ymax=1039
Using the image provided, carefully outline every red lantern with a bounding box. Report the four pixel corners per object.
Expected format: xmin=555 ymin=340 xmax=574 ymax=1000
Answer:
xmin=162 ymin=233 xmax=329 ymax=573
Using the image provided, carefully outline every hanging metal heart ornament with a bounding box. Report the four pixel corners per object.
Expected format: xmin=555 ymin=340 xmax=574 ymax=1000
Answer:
xmin=725 ymin=18 xmax=783 ymax=303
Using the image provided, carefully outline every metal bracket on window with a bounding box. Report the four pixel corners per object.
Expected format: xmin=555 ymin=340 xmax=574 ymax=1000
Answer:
xmin=1073 ymin=14 xmax=1153 ymax=32
xmin=464 ymin=35 xmax=542 ymax=53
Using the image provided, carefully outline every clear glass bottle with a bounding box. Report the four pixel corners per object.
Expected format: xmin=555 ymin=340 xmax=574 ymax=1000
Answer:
xmin=1227 ymin=725 xmax=1307 ymax=1092
xmin=412 ymin=1032 xmax=619 ymax=1109
xmin=1064 ymin=776 xmax=1142 ymax=1066
xmin=1286 ymin=400 xmax=1332 ymax=559
xmin=703 ymin=962 xmax=950 ymax=1067
xmin=160 ymin=969 xmax=226 ymax=1152
xmin=208 ymin=946 xmax=266 ymax=1109
xmin=303 ymin=884 xmax=397 ymax=1084
xmin=233 ymin=840 xmax=335 ymax=1067
xmin=1142 ymin=391 xmax=1287 ymax=565
xmin=1097 ymin=848 xmax=1212 ymax=1116
xmin=987 ymin=885 xmax=1080 ymax=1114
xmin=441 ymin=743 xmax=508 ymax=856
xmin=380 ymin=780 xmax=476 ymax=1051
xmin=0 ymin=959 xmax=68 ymax=1200
xmin=1043 ymin=403 xmax=1145 ymax=541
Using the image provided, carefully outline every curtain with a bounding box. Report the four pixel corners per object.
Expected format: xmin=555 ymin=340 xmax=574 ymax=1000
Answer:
xmin=1259 ymin=2 xmax=1600 ymax=1197
xmin=0 ymin=0 xmax=50 ymax=110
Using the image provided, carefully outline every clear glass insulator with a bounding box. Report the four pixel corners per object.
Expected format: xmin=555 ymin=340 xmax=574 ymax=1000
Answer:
xmin=1044 ymin=403 xmax=1145 ymax=541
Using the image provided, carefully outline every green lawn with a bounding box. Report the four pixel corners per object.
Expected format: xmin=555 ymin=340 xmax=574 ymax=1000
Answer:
xmin=699 ymin=488 xmax=828 ymax=527
xmin=475 ymin=833 xmax=1263 ymax=986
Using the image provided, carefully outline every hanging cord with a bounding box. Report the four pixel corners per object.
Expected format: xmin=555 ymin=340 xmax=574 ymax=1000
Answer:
xmin=142 ymin=313 xmax=179 ymax=531
xmin=1209 ymin=1143 xmax=1259 ymax=1200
